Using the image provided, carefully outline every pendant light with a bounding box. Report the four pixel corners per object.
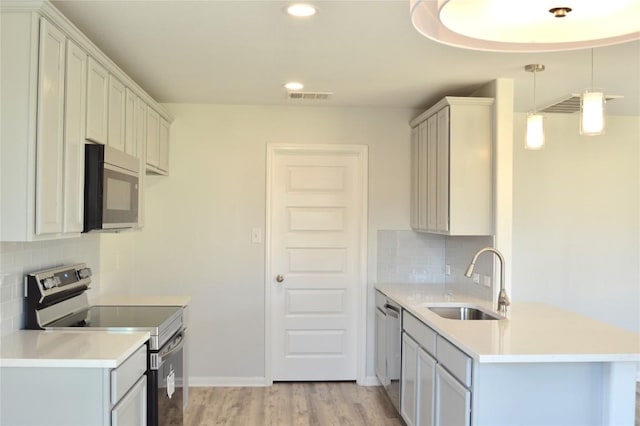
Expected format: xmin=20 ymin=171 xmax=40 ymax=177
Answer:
xmin=580 ymin=49 xmax=606 ymax=135
xmin=525 ymin=64 xmax=545 ymax=150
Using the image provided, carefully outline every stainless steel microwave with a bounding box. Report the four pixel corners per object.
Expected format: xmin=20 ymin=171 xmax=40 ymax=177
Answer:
xmin=84 ymin=144 xmax=139 ymax=232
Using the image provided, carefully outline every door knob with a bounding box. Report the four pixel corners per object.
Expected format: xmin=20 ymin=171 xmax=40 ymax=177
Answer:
xmin=275 ymin=274 xmax=285 ymax=283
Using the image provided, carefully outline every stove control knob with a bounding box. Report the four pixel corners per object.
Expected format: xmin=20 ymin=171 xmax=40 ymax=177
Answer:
xmin=52 ymin=276 xmax=61 ymax=287
xmin=78 ymin=268 xmax=92 ymax=279
xmin=42 ymin=278 xmax=55 ymax=289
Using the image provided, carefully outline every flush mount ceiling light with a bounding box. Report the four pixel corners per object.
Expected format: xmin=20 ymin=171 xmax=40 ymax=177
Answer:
xmin=525 ymin=64 xmax=545 ymax=150
xmin=409 ymin=0 xmax=640 ymax=52
xmin=284 ymin=81 xmax=304 ymax=91
xmin=286 ymin=3 xmax=317 ymax=17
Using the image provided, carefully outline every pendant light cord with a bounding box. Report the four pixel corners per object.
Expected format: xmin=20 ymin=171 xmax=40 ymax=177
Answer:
xmin=590 ymin=48 xmax=595 ymax=88
xmin=533 ymin=69 xmax=537 ymax=113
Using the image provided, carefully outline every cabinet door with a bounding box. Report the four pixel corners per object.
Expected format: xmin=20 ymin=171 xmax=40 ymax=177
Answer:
xmin=124 ymin=88 xmax=137 ymax=157
xmin=35 ymin=18 xmax=66 ymax=235
xmin=86 ymin=57 xmax=108 ymax=144
xmin=417 ymin=121 xmax=428 ymax=231
xmin=426 ymin=115 xmax=438 ymax=232
xmin=111 ymin=375 xmax=147 ymax=426
xmin=159 ymin=117 xmax=170 ymax=172
xmin=435 ymin=364 xmax=471 ymax=426
xmin=401 ymin=333 xmax=418 ymax=426
xmin=146 ymin=108 xmax=160 ymax=167
xmin=107 ymin=75 xmax=126 ymax=151
xmin=375 ymin=308 xmax=387 ymax=385
xmin=410 ymin=126 xmax=419 ymax=230
xmin=62 ymin=39 xmax=87 ymax=234
xmin=436 ymin=107 xmax=450 ymax=233
xmin=417 ymin=347 xmax=437 ymax=426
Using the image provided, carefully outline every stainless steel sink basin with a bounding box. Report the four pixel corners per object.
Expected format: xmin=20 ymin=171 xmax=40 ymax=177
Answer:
xmin=427 ymin=306 xmax=502 ymax=321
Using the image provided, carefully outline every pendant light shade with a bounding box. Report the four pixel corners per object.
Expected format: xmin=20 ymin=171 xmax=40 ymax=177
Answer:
xmin=524 ymin=64 xmax=545 ymax=150
xmin=580 ymin=50 xmax=606 ymax=135
xmin=526 ymin=113 xmax=545 ymax=150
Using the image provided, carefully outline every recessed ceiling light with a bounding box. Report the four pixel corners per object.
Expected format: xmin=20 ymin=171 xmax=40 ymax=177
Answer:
xmin=284 ymin=82 xmax=304 ymax=90
xmin=286 ymin=3 xmax=317 ymax=17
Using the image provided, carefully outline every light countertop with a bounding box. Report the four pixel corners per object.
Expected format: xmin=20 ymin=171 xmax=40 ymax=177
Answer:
xmin=0 ymin=330 xmax=149 ymax=368
xmin=376 ymin=283 xmax=640 ymax=364
xmin=91 ymin=294 xmax=191 ymax=307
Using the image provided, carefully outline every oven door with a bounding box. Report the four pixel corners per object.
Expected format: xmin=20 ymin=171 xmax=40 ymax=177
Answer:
xmin=149 ymin=330 xmax=185 ymax=426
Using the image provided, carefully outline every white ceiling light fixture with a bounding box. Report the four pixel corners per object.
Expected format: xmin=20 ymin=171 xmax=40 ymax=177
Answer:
xmin=284 ymin=81 xmax=304 ymax=91
xmin=409 ymin=0 xmax=640 ymax=52
xmin=580 ymin=49 xmax=606 ymax=135
xmin=525 ymin=64 xmax=545 ymax=150
xmin=286 ymin=3 xmax=317 ymax=18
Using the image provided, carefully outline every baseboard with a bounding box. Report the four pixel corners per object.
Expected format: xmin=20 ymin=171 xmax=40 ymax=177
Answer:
xmin=360 ymin=375 xmax=381 ymax=386
xmin=189 ymin=376 xmax=269 ymax=387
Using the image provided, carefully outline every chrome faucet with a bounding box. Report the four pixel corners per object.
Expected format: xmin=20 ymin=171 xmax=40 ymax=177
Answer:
xmin=464 ymin=247 xmax=510 ymax=314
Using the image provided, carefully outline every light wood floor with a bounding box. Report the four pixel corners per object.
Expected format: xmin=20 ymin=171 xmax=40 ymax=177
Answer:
xmin=184 ymin=382 xmax=640 ymax=426
xmin=184 ymin=382 xmax=402 ymax=426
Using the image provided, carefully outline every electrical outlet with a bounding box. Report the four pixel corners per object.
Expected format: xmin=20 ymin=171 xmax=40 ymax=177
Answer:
xmin=483 ymin=275 xmax=492 ymax=288
xmin=472 ymin=273 xmax=480 ymax=284
xmin=445 ymin=264 xmax=451 ymax=275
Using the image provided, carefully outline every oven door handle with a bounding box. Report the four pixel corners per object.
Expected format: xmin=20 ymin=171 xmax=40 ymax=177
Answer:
xmin=151 ymin=331 xmax=185 ymax=370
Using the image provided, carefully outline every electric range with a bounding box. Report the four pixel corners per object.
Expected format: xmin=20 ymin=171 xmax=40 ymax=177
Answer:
xmin=24 ymin=263 xmax=185 ymax=426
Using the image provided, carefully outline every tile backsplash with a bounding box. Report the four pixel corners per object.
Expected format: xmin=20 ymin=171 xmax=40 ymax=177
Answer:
xmin=377 ymin=230 xmax=494 ymax=300
xmin=0 ymin=235 xmax=101 ymax=335
xmin=377 ymin=230 xmax=446 ymax=284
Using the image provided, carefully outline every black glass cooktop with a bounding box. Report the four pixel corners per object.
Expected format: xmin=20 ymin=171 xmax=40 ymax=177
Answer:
xmin=47 ymin=305 xmax=181 ymax=329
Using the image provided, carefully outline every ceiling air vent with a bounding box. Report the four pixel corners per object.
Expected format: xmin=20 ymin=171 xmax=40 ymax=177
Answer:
xmin=287 ymin=91 xmax=333 ymax=100
xmin=540 ymin=94 xmax=623 ymax=114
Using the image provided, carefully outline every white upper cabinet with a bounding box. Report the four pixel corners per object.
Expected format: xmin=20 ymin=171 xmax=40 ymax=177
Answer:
xmin=86 ymin=57 xmax=109 ymax=144
xmin=35 ymin=17 xmax=66 ymax=235
xmin=62 ymin=39 xmax=87 ymax=234
xmin=124 ymin=88 xmax=137 ymax=157
xmin=0 ymin=2 xmax=172 ymax=241
xmin=146 ymin=108 xmax=160 ymax=167
xmin=409 ymin=97 xmax=494 ymax=236
xmin=107 ymin=74 xmax=126 ymax=151
xmin=145 ymin=109 xmax=170 ymax=175
xmin=158 ymin=117 xmax=170 ymax=172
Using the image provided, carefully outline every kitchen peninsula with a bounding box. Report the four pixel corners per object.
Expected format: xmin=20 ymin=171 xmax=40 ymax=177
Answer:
xmin=376 ymin=283 xmax=640 ymax=426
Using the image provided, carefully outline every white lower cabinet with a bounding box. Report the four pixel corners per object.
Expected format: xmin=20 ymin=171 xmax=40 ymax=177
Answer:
xmin=402 ymin=311 xmax=471 ymax=426
xmin=435 ymin=364 xmax=471 ymax=426
xmin=418 ymin=347 xmax=437 ymax=426
xmin=112 ymin=375 xmax=147 ymax=426
xmin=401 ymin=333 xmax=418 ymax=426
xmin=0 ymin=345 xmax=147 ymax=426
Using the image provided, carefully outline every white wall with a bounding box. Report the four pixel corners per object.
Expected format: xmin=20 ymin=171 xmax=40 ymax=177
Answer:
xmin=512 ymin=113 xmax=640 ymax=333
xmin=131 ymin=104 xmax=415 ymax=383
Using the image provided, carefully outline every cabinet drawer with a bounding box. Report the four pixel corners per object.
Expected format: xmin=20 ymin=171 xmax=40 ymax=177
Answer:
xmin=436 ymin=336 xmax=472 ymax=387
xmin=111 ymin=345 xmax=147 ymax=405
xmin=403 ymin=312 xmax=436 ymax=357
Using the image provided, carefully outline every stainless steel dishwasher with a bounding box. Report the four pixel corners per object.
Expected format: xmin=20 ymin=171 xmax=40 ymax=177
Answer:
xmin=375 ymin=290 xmax=402 ymax=411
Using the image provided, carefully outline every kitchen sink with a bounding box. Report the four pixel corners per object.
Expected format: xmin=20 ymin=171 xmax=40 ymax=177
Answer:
xmin=427 ymin=305 xmax=502 ymax=321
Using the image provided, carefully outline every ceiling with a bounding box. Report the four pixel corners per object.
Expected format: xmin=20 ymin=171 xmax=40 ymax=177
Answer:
xmin=52 ymin=0 xmax=640 ymax=115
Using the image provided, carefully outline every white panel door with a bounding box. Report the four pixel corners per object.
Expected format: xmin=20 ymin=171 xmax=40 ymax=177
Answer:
xmin=417 ymin=347 xmax=437 ymax=426
xmin=269 ymin=145 xmax=366 ymax=381
xmin=401 ymin=333 xmax=418 ymax=426
xmin=435 ymin=364 xmax=471 ymax=426
xmin=35 ymin=18 xmax=66 ymax=235
xmin=62 ymin=39 xmax=86 ymax=233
